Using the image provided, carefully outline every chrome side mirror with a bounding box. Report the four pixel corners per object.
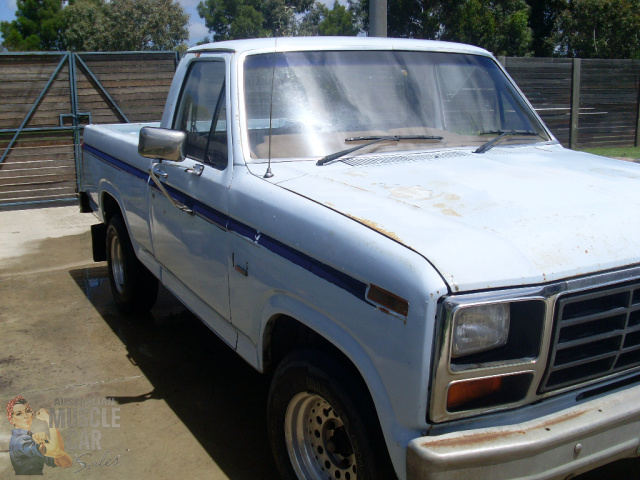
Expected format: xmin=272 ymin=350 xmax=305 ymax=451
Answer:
xmin=139 ymin=126 xmax=186 ymax=162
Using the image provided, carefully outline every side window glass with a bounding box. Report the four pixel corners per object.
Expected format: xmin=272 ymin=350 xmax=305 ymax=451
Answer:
xmin=206 ymin=88 xmax=227 ymax=169
xmin=173 ymin=61 xmax=228 ymax=170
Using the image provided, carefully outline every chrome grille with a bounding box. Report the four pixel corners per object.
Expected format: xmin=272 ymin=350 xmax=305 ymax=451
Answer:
xmin=540 ymin=281 xmax=640 ymax=393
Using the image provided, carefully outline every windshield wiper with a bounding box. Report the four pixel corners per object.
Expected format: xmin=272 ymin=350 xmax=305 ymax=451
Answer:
xmin=316 ymin=135 xmax=443 ymax=166
xmin=474 ymin=130 xmax=540 ymax=154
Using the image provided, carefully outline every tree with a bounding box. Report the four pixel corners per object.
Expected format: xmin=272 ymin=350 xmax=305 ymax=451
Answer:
xmin=197 ymin=0 xmax=268 ymax=41
xmin=197 ymin=0 xmax=354 ymax=40
xmin=525 ymin=0 xmax=566 ymax=57
xmin=346 ymin=0 xmax=369 ymax=34
xmin=438 ymin=0 xmax=533 ymax=56
xmin=62 ymin=0 xmax=189 ymax=51
xmin=348 ymin=0 xmax=533 ymax=55
xmin=557 ymin=0 xmax=640 ymax=58
xmin=318 ymin=1 xmax=359 ymax=36
xmin=387 ymin=0 xmax=442 ymax=39
xmin=0 ymin=0 xmax=65 ymax=51
xmin=62 ymin=0 xmax=107 ymax=51
xmin=104 ymin=0 xmax=189 ymax=51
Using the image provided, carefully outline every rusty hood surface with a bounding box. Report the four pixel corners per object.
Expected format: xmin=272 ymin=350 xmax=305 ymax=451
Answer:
xmin=273 ymin=145 xmax=640 ymax=292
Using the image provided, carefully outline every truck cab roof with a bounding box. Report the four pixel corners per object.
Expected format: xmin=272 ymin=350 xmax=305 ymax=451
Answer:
xmin=188 ymin=36 xmax=492 ymax=57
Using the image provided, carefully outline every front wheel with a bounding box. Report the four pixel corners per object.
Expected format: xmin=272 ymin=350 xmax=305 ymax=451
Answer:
xmin=268 ymin=349 xmax=396 ymax=480
xmin=106 ymin=215 xmax=158 ymax=313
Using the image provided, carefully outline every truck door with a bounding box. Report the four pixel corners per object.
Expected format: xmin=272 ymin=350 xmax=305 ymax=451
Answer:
xmin=149 ymin=58 xmax=234 ymax=339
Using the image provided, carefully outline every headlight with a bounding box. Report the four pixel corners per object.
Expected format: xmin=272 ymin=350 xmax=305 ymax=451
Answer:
xmin=430 ymin=293 xmax=547 ymax=423
xmin=452 ymin=303 xmax=510 ymax=358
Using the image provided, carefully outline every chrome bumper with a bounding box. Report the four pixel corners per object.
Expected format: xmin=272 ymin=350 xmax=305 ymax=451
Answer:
xmin=407 ymin=384 xmax=640 ymax=480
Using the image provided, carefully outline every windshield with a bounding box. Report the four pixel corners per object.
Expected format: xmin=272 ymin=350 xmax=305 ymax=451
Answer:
xmin=243 ymin=50 xmax=549 ymax=161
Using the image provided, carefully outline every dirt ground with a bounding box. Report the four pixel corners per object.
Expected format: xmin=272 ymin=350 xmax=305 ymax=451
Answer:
xmin=0 ymin=205 xmax=638 ymax=479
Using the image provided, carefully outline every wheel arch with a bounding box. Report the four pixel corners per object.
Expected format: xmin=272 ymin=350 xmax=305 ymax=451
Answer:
xmin=100 ymin=189 xmax=124 ymax=226
xmin=260 ymin=304 xmax=402 ymax=478
xmin=264 ymin=314 xmax=399 ymax=479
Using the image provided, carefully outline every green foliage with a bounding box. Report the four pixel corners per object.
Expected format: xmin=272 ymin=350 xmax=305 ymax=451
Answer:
xmin=525 ymin=0 xmax=566 ymax=57
xmin=1 ymin=0 xmax=188 ymax=51
xmin=3 ymin=0 xmax=640 ymax=59
xmin=197 ymin=0 xmax=271 ymax=40
xmin=62 ymin=0 xmax=107 ymax=51
xmin=318 ymin=1 xmax=359 ymax=36
xmin=387 ymin=0 xmax=441 ymax=39
xmin=105 ymin=0 xmax=189 ymax=51
xmin=62 ymin=0 xmax=189 ymax=51
xmin=0 ymin=0 xmax=65 ymax=51
xmin=197 ymin=0 xmax=359 ymax=40
xmin=557 ymin=0 xmax=640 ymax=58
xmin=351 ymin=0 xmax=532 ymax=56
xmin=580 ymin=146 xmax=640 ymax=159
xmin=433 ymin=0 xmax=533 ymax=56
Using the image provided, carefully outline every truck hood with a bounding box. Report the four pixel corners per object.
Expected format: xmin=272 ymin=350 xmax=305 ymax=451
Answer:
xmin=272 ymin=145 xmax=640 ymax=292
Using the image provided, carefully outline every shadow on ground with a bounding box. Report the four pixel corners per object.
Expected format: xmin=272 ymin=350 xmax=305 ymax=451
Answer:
xmin=69 ymin=266 xmax=279 ymax=480
xmin=68 ymin=266 xmax=640 ymax=480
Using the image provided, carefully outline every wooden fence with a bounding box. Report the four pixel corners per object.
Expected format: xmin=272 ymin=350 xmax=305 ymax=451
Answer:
xmin=500 ymin=56 xmax=640 ymax=149
xmin=0 ymin=51 xmax=178 ymax=208
xmin=1 ymin=53 xmax=639 ymax=208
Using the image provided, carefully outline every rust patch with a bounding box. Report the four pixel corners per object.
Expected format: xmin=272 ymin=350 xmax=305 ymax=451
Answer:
xmin=433 ymin=203 xmax=462 ymax=217
xmin=422 ymin=429 xmax=527 ymax=449
xmin=441 ymin=208 xmax=462 ymax=217
xmin=345 ymin=214 xmax=403 ymax=243
xmin=536 ymin=408 xmax=588 ymax=429
xmin=384 ymin=185 xmax=439 ymax=201
xmin=423 ymin=409 xmax=590 ymax=450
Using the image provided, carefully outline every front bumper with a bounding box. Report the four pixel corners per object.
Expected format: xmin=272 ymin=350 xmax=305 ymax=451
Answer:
xmin=407 ymin=383 xmax=640 ymax=480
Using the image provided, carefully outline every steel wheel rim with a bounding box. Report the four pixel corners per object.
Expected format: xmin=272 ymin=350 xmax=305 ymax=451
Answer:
xmin=284 ymin=392 xmax=357 ymax=480
xmin=110 ymin=234 xmax=125 ymax=294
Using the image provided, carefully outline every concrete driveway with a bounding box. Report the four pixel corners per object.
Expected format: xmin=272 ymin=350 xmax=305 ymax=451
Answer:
xmin=0 ymin=206 xmax=278 ymax=479
xmin=0 ymin=206 xmax=638 ymax=479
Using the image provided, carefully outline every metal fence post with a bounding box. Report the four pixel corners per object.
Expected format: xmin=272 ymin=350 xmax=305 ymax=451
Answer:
xmin=636 ymin=64 xmax=640 ymax=147
xmin=369 ymin=0 xmax=387 ymax=37
xmin=570 ymin=58 xmax=581 ymax=150
xmin=69 ymin=52 xmax=83 ymax=193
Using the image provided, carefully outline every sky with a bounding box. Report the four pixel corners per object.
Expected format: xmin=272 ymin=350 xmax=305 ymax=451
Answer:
xmin=0 ymin=0 xmax=339 ymax=47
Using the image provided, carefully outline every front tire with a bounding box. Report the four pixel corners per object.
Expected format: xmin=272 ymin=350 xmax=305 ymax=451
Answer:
xmin=106 ymin=215 xmax=158 ymax=313
xmin=268 ymin=349 xmax=396 ymax=480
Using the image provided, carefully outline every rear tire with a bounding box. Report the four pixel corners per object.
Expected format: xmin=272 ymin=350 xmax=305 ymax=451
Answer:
xmin=268 ymin=349 xmax=396 ymax=480
xmin=106 ymin=215 xmax=158 ymax=313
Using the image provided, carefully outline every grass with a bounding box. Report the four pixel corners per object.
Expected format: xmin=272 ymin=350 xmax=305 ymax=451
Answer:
xmin=579 ymin=146 xmax=640 ymax=159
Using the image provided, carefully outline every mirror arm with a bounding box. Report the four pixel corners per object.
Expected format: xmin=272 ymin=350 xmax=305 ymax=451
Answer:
xmin=149 ymin=163 xmax=193 ymax=214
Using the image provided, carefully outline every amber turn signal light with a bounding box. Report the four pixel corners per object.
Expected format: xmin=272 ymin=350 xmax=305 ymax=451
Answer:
xmin=367 ymin=284 xmax=409 ymax=317
xmin=447 ymin=377 xmax=503 ymax=410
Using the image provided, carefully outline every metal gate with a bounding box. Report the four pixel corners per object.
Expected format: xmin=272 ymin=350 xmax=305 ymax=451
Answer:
xmin=0 ymin=51 xmax=179 ymax=208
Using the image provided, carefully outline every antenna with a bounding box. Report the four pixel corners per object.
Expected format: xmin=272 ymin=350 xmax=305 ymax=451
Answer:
xmin=264 ymin=32 xmax=278 ymax=179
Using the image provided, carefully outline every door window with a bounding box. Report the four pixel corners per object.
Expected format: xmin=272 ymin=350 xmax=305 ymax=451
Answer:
xmin=173 ymin=60 xmax=228 ymax=170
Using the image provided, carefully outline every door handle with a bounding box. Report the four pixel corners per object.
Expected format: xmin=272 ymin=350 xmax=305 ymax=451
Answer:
xmin=185 ymin=163 xmax=204 ymax=176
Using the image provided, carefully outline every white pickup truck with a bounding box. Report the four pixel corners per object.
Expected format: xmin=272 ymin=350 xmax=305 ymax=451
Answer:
xmin=78 ymin=37 xmax=640 ymax=480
